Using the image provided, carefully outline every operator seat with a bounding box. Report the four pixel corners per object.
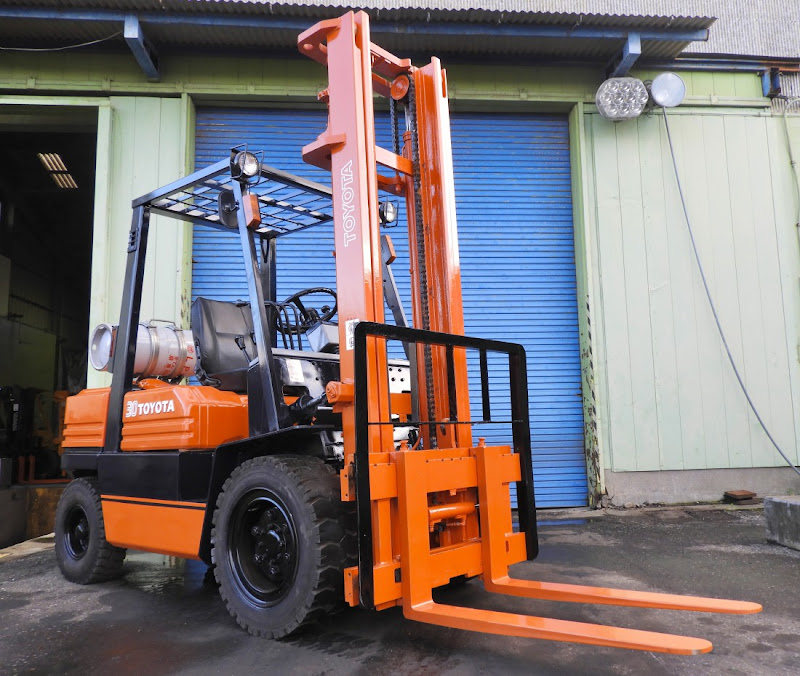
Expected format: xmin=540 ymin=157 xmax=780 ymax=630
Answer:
xmin=191 ymin=297 xmax=257 ymax=393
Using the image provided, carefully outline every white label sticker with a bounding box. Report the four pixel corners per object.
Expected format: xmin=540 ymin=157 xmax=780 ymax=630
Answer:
xmin=340 ymin=160 xmax=357 ymax=248
xmin=285 ymin=358 xmax=304 ymax=384
xmin=345 ymin=319 xmax=361 ymax=351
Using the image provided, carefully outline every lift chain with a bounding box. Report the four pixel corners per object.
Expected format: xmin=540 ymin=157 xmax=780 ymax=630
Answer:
xmin=407 ymin=76 xmax=437 ymax=448
xmin=389 ymin=97 xmax=400 ymax=156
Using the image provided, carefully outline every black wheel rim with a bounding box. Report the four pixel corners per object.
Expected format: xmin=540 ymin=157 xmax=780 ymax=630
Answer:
xmin=228 ymin=489 xmax=299 ymax=609
xmin=65 ymin=505 xmax=90 ymax=560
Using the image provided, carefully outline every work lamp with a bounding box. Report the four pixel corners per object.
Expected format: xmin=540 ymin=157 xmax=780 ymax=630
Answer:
xmin=379 ymin=200 xmax=398 ymax=225
xmin=595 ymin=77 xmax=649 ymax=121
xmin=232 ymin=150 xmax=260 ymax=179
xmin=230 ymin=144 xmax=262 ymax=183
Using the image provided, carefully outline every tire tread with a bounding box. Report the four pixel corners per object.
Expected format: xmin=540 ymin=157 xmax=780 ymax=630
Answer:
xmin=211 ymin=455 xmax=356 ymax=638
xmin=55 ymin=477 xmax=126 ymax=585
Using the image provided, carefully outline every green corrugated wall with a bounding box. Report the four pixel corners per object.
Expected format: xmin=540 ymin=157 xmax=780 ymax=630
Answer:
xmin=86 ymin=95 xmax=193 ymax=388
xmin=585 ymin=109 xmax=800 ymax=472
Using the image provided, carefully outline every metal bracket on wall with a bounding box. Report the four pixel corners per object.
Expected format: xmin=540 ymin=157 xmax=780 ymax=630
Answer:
xmin=761 ymin=67 xmax=782 ymax=98
xmin=606 ymin=32 xmax=642 ymax=78
xmin=124 ymin=15 xmax=160 ymax=82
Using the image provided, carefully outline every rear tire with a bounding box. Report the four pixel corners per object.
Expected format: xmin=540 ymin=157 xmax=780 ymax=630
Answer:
xmin=211 ymin=455 xmax=354 ymax=638
xmin=54 ymin=478 xmax=126 ymax=584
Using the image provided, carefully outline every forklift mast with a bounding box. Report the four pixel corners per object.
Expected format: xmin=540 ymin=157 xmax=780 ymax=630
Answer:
xmin=299 ymin=11 xmax=535 ymax=612
xmin=300 ymin=11 xmax=471 ymax=460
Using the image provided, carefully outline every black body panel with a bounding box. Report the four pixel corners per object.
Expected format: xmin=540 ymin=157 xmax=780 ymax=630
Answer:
xmin=61 ymin=448 xmax=102 ymax=472
xmin=97 ymin=451 xmax=213 ymax=502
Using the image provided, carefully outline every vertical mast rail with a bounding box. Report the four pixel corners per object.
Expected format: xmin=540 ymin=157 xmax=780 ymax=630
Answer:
xmin=105 ymin=205 xmax=150 ymax=453
xmin=299 ymin=12 xmax=396 ymax=469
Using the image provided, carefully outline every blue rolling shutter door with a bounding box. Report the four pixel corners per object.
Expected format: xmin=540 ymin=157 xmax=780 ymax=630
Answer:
xmin=455 ymin=115 xmax=586 ymax=508
xmin=193 ymin=108 xmax=587 ymax=508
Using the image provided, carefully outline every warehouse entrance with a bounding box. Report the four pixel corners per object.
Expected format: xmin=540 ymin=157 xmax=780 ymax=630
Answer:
xmin=0 ymin=104 xmax=97 ymax=546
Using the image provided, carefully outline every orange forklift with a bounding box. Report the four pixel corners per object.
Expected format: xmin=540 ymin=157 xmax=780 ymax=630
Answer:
xmin=54 ymin=12 xmax=760 ymax=654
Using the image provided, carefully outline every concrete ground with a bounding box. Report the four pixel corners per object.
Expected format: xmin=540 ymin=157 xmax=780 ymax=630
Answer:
xmin=1 ymin=507 xmax=797 ymax=676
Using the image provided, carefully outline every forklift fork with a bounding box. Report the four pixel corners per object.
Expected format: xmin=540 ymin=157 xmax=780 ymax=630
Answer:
xmin=396 ymin=445 xmax=760 ymax=655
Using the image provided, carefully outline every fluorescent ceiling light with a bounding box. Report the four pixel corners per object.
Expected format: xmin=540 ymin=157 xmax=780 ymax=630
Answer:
xmin=37 ymin=152 xmax=78 ymax=189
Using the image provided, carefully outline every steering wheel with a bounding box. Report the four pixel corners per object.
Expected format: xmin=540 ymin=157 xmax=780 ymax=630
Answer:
xmin=277 ymin=287 xmax=337 ymax=334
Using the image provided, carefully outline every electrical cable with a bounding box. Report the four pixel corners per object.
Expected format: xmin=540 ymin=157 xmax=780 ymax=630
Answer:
xmin=662 ymin=107 xmax=800 ymax=477
xmin=780 ymin=97 xmax=800 ymax=256
xmin=0 ymin=31 xmax=122 ymax=52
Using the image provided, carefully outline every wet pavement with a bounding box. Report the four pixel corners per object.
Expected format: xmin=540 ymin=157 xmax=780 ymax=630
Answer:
xmin=1 ymin=507 xmax=798 ymax=675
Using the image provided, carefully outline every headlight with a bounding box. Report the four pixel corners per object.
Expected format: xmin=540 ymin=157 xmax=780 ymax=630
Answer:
xmin=232 ymin=150 xmax=260 ymax=179
xmin=596 ymin=77 xmax=649 ymax=122
xmin=379 ymin=200 xmax=397 ymax=225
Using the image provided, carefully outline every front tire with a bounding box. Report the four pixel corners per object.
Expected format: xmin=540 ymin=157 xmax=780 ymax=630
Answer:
xmin=211 ymin=456 xmax=354 ymax=638
xmin=54 ymin=478 xmax=126 ymax=584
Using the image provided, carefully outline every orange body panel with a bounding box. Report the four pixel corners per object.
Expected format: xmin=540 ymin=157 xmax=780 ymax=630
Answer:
xmin=120 ymin=385 xmax=248 ymax=451
xmin=389 ymin=392 xmax=412 ymax=420
xmin=62 ymin=384 xmax=248 ymax=450
xmin=62 ymin=388 xmax=110 ymax=447
xmin=101 ymin=495 xmax=205 ymax=559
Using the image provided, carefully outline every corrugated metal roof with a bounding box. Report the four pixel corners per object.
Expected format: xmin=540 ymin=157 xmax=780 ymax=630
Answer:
xmin=0 ymin=1 xmax=714 ymax=62
xmin=0 ymin=0 xmax=712 ymax=17
xmin=2 ymin=1 xmax=797 ymax=60
xmin=175 ymin=1 xmax=800 ymax=59
xmin=0 ymin=0 xmax=715 ymax=28
xmin=163 ymin=2 xmax=712 ymax=27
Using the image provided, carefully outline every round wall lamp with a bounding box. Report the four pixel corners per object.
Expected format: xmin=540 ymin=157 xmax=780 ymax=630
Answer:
xmin=649 ymin=72 xmax=687 ymax=108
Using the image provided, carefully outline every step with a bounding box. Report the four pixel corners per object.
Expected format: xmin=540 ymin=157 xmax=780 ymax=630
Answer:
xmin=764 ymin=496 xmax=800 ymax=551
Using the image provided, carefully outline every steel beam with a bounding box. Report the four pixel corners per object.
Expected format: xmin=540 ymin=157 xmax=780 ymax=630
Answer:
xmin=761 ymin=68 xmax=782 ymax=97
xmin=607 ymin=32 xmax=641 ymax=77
xmin=0 ymin=7 xmax=710 ymax=44
xmin=123 ymin=15 xmax=159 ymax=81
